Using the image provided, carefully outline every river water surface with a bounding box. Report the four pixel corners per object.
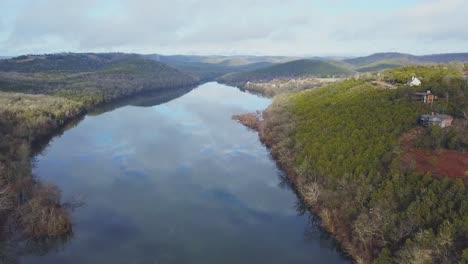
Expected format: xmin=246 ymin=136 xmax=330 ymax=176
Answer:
xmin=22 ymin=82 xmax=349 ymax=264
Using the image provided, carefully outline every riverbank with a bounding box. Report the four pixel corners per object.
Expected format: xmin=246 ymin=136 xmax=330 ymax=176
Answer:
xmin=20 ymin=82 xmax=350 ymax=264
xmin=0 ymin=83 xmax=198 ymax=248
xmin=234 ymin=110 xmax=362 ymax=262
xmin=0 ymin=92 xmax=85 ymax=245
xmin=0 ymin=54 xmax=199 ymax=261
xmin=233 ymin=77 xmax=468 ymax=263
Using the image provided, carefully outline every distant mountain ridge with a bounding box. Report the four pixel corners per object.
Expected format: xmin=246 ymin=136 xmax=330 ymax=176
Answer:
xmin=345 ymin=52 xmax=468 ymax=66
xmin=146 ymin=54 xmax=298 ymax=65
xmin=1 ymin=52 xmax=467 ymax=82
xmin=0 ymin=53 xmax=146 ymax=73
xmin=145 ymin=54 xmax=299 ymax=81
xmin=0 ymin=53 xmax=198 ymax=107
xmin=217 ymin=59 xmax=352 ymax=86
xmin=148 ymin=52 xmax=468 ymax=81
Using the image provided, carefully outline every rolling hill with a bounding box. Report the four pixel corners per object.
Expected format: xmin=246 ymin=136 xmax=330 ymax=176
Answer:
xmin=0 ymin=53 xmax=198 ymax=107
xmin=0 ymin=53 xmax=149 ymax=73
xmin=237 ymin=65 xmax=468 ymax=262
xmin=345 ymin=52 xmax=468 ymax=72
xmin=344 ymin=52 xmax=417 ymax=66
xmin=218 ymin=59 xmax=353 ymax=85
xmin=145 ymin=54 xmax=298 ymax=81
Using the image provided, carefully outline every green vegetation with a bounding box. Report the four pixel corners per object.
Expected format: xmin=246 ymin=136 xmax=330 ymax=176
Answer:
xmin=156 ymin=60 xmax=275 ymax=82
xmin=0 ymin=54 xmax=198 ymax=108
xmin=156 ymin=53 xmax=468 ymax=84
xmin=345 ymin=52 xmax=418 ymax=67
xmin=357 ymin=63 xmax=402 ymax=73
xmin=382 ymin=65 xmax=460 ymax=84
xmin=145 ymin=54 xmax=296 ymax=81
xmin=382 ymin=65 xmax=467 ymax=118
xmin=290 ymin=80 xmax=423 ymax=177
xmin=345 ymin=52 xmax=468 ymax=68
xmin=1 ymin=51 xmax=468 ymax=261
xmin=415 ymin=125 xmax=468 ymax=151
xmin=257 ymin=67 xmax=468 ymax=263
xmin=215 ymin=53 xmax=468 ymax=97
xmin=0 ymin=53 xmax=133 ymax=73
xmin=218 ymin=59 xmax=353 ymax=86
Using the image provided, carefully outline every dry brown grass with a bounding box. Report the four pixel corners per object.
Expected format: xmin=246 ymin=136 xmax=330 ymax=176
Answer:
xmin=17 ymin=184 xmax=72 ymax=238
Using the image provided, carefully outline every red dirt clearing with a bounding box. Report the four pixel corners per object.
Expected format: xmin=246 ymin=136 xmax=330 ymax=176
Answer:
xmin=401 ymin=128 xmax=468 ymax=180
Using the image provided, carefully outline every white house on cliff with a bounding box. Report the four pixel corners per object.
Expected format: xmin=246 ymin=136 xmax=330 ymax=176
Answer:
xmin=407 ymin=76 xmax=422 ymax=86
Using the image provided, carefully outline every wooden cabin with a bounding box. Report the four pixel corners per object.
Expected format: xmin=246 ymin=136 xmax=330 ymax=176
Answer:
xmin=412 ymin=90 xmax=436 ymax=104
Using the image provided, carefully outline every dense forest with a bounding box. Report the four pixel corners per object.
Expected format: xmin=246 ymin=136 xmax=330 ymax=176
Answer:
xmin=0 ymin=54 xmax=198 ymax=108
xmin=245 ymin=65 xmax=468 ymax=263
xmin=0 ymin=53 xmax=135 ymax=73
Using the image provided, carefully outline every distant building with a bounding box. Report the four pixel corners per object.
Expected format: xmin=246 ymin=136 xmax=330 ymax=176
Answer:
xmin=407 ymin=76 xmax=422 ymax=86
xmin=419 ymin=113 xmax=453 ymax=128
xmin=412 ymin=90 xmax=436 ymax=103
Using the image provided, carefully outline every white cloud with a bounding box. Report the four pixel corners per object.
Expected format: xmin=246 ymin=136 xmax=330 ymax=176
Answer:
xmin=0 ymin=0 xmax=467 ymax=56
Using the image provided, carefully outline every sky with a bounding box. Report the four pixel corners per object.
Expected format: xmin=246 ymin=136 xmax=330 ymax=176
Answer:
xmin=0 ymin=0 xmax=467 ymax=56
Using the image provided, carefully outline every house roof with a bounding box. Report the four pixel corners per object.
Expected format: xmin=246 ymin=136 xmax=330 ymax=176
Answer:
xmin=420 ymin=114 xmax=453 ymax=121
xmin=413 ymin=90 xmax=433 ymax=96
xmin=413 ymin=92 xmax=428 ymax=96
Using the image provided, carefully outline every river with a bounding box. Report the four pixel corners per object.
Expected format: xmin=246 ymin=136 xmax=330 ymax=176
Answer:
xmin=21 ymin=82 xmax=349 ymax=264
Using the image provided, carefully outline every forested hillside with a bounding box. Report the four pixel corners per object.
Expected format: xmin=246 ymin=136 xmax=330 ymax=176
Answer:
xmin=345 ymin=52 xmax=418 ymax=67
xmin=145 ymin=54 xmax=297 ymax=81
xmin=218 ymin=59 xmax=353 ymax=86
xmin=0 ymin=53 xmax=134 ymax=72
xmin=0 ymin=54 xmax=198 ymax=107
xmin=238 ymin=65 xmax=468 ymax=263
xmin=346 ymin=52 xmax=468 ymax=72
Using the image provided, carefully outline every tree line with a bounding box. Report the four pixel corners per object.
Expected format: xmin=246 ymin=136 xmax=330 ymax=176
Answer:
xmin=257 ymin=66 xmax=468 ymax=263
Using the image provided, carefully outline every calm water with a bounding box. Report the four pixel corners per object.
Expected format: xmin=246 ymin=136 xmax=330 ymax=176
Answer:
xmin=22 ymin=82 xmax=349 ymax=264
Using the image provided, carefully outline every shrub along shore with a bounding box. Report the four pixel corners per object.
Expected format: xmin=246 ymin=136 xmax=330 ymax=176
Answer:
xmin=0 ymin=53 xmax=199 ymax=260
